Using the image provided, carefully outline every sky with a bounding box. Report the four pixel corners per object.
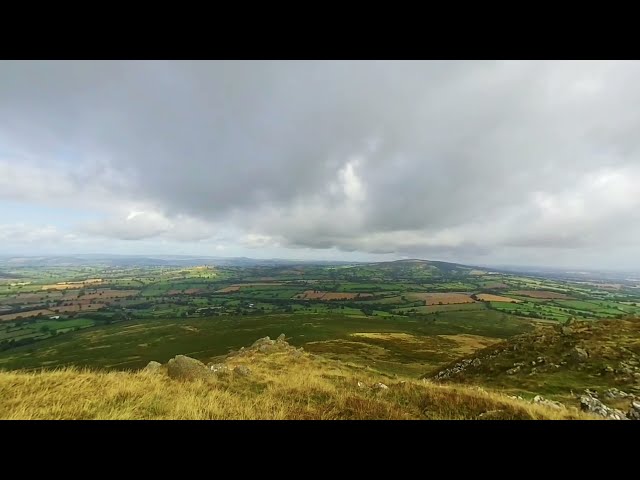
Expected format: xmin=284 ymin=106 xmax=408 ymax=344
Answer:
xmin=1 ymin=60 xmax=640 ymax=269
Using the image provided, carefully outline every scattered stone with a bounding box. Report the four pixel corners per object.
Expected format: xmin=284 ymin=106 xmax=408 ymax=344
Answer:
xmin=207 ymin=363 xmax=230 ymax=374
xmin=471 ymin=358 xmax=481 ymax=367
xmin=506 ymin=366 xmax=521 ymax=375
xmin=167 ymin=355 xmax=211 ymax=381
xmin=276 ymin=333 xmax=286 ymax=343
xmin=532 ymin=395 xmax=565 ymax=410
xmin=531 ymin=361 xmax=537 ymax=366
xmin=372 ymin=382 xmax=389 ymax=391
xmin=603 ymin=365 xmax=614 ymax=374
xmin=233 ymin=365 xmax=252 ymax=377
xmin=628 ymin=401 xmax=640 ymax=420
xmin=143 ymin=361 xmax=162 ymax=373
xmin=513 ymin=362 xmax=525 ymax=367
xmin=357 ymin=381 xmax=367 ymax=389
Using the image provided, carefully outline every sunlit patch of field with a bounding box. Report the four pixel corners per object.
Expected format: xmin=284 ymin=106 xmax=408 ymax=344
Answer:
xmin=437 ymin=334 xmax=501 ymax=355
xmin=350 ymin=332 xmax=423 ymax=343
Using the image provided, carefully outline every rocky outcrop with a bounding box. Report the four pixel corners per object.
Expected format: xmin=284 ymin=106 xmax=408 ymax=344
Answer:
xmin=579 ymin=391 xmax=628 ymax=420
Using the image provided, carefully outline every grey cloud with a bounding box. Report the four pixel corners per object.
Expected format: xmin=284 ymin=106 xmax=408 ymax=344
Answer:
xmin=2 ymin=60 xmax=640 ymax=266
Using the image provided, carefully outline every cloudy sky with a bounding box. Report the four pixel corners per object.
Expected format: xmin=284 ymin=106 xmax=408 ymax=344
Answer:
xmin=1 ymin=60 xmax=639 ymax=268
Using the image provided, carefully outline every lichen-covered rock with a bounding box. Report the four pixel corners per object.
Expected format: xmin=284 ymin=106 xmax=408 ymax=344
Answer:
xmin=167 ymin=355 xmax=210 ymax=381
xmin=233 ymin=365 xmax=252 ymax=377
xmin=143 ymin=361 xmax=162 ymax=373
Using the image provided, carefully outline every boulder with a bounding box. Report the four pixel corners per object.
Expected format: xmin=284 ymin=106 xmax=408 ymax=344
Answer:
xmin=143 ymin=361 xmax=162 ymax=373
xmin=372 ymin=382 xmax=389 ymax=391
xmin=571 ymin=347 xmax=589 ymax=362
xmin=276 ymin=333 xmax=287 ymax=343
xmin=471 ymin=358 xmax=481 ymax=367
xmin=628 ymin=401 xmax=640 ymax=420
xmin=167 ymin=355 xmax=211 ymax=381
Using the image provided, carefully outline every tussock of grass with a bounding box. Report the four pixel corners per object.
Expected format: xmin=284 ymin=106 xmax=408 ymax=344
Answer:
xmin=0 ymin=347 xmax=595 ymax=420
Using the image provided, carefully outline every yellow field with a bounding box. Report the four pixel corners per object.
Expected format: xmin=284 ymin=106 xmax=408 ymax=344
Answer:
xmin=475 ymin=294 xmax=521 ymax=303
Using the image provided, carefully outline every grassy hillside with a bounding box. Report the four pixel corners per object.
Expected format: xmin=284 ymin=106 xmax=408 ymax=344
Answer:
xmin=428 ymin=317 xmax=640 ymax=410
xmin=0 ymin=335 xmax=594 ymax=420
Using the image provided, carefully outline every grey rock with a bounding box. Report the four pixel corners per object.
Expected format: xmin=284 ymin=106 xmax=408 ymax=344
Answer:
xmin=372 ymin=382 xmax=389 ymax=391
xmin=167 ymin=355 xmax=210 ymax=381
xmin=276 ymin=333 xmax=286 ymax=343
xmin=506 ymin=366 xmax=521 ymax=375
xmin=580 ymin=394 xmax=628 ymax=420
xmin=471 ymin=358 xmax=481 ymax=367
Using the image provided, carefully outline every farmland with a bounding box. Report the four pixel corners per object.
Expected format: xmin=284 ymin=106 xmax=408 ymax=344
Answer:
xmin=1 ymin=257 xmax=640 ymax=379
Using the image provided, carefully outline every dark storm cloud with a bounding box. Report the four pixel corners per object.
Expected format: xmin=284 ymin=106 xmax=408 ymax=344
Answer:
xmin=2 ymin=60 xmax=640 ymax=264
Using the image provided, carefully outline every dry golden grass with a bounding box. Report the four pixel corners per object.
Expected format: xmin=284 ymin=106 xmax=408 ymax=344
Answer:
xmin=437 ymin=334 xmax=501 ymax=355
xmin=0 ymin=348 xmax=596 ymax=420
